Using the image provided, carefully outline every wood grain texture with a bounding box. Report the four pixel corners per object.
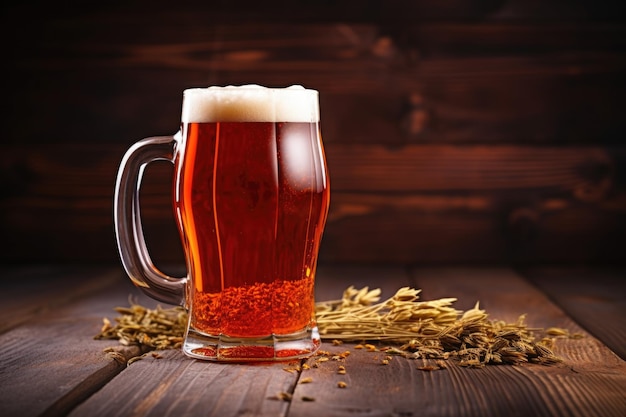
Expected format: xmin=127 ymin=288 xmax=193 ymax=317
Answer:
xmin=293 ymin=266 xmax=626 ymax=417
xmin=315 ymin=263 xmax=412 ymax=301
xmin=0 ymin=267 xmax=171 ymax=417
xmin=0 ymin=265 xmax=624 ymax=417
xmin=4 ymin=22 xmax=625 ymax=146
xmin=1 ymin=5 xmax=625 ymax=265
xmin=68 ymin=349 xmax=296 ymax=417
xmin=290 ymin=346 xmax=626 ymax=417
xmin=1 ymin=143 xmax=624 ymax=264
xmin=0 ymin=266 xmax=122 ymax=333
xmin=520 ymin=266 xmax=626 ymax=360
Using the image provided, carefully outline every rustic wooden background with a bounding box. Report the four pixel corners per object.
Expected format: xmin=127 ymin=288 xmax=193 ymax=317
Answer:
xmin=1 ymin=1 xmax=625 ymax=268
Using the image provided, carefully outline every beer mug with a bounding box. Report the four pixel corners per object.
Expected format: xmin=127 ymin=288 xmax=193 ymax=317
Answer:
xmin=114 ymin=85 xmax=330 ymax=361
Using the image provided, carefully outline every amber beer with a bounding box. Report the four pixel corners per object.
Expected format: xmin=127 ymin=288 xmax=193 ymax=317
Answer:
xmin=175 ymin=86 xmax=329 ymax=359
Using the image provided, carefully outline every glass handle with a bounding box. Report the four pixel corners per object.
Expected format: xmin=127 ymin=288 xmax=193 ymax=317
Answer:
xmin=113 ymin=132 xmax=187 ymax=306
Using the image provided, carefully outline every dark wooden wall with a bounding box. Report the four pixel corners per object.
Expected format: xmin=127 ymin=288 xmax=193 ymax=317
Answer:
xmin=1 ymin=1 xmax=625 ymax=266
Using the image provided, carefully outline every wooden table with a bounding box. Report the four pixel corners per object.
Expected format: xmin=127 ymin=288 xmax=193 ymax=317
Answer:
xmin=1 ymin=264 xmax=624 ymax=417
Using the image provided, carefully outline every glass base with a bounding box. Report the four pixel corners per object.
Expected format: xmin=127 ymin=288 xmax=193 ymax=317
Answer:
xmin=182 ymin=326 xmax=321 ymax=362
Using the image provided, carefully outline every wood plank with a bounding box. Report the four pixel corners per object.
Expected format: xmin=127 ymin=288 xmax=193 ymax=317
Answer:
xmin=6 ymin=143 xmax=622 ymax=195
xmin=3 ymin=17 xmax=625 ymax=265
xmin=0 ymin=268 xmax=167 ymax=417
xmin=7 ymin=70 xmax=624 ymax=146
xmin=9 ymin=22 xmax=626 ymax=71
xmin=1 ymin=265 xmax=624 ymax=416
xmin=321 ymin=199 xmax=626 ymax=263
xmin=67 ymin=350 xmax=296 ymax=417
xmin=0 ymin=266 xmax=122 ymax=334
xmin=327 ymin=144 xmax=621 ymax=192
xmin=61 ymin=264 xmax=411 ymax=417
xmin=290 ymin=345 xmax=626 ymax=417
xmin=520 ymin=266 xmax=626 ymax=360
xmin=314 ymin=263 xmax=412 ymax=301
xmin=288 ymin=267 xmax=626 ymax=417
xmin=57 ymin=265 xmax=626 ymax=417
xmin=4 ymin=22 xmax=625 ymax=146
xmin=2 ymin=144 xmax=624 ymax=264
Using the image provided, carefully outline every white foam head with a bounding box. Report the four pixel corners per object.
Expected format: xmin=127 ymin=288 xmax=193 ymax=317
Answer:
xmin=181 ymin=85 xmax=319 ymax=123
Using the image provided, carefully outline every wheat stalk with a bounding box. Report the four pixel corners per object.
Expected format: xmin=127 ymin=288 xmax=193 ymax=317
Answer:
xmin=96 ymin=285 xmax=578 ymax=367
